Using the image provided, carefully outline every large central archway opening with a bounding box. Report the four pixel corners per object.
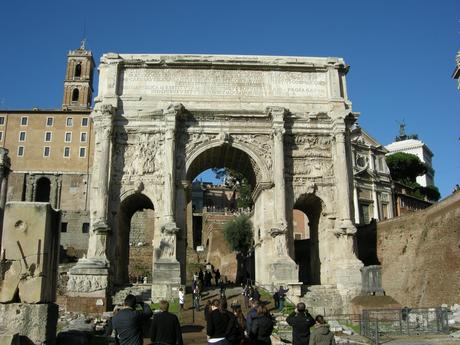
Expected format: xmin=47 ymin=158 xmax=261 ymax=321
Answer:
xmin=117 ymin=193 xmax=155 ymax=285
xmin=293 ymin=193 xmax=323 ymax=285
xmin=185 ymin=143 xmax=261 ymax=284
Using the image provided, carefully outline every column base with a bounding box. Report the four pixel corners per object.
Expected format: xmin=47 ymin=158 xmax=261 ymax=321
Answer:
xmin=151 ymin=259 xmax=181 ymax=302
xmin=269 ymin=256 xmax=299 ymax=285
xmin=65 ymin=258 xmax=110 ymax=313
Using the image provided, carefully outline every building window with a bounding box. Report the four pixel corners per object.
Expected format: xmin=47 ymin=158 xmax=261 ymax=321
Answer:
xmin=46 ymin=117 xmax=54 ymax=127
xmin=79 ymin=147 xmax=86 ymax=158
xmin=80 ymin=132 xmax=87 ymax=142
xmin=81 ymin=117 xmax=88 ymax=126
xmin=64 ymin=147 xmax=70 ymax=158
xmin=64 ymin=132 xmax=72 ymax=143
xmin=61 ymin=222 xmax=68 ymax=233
xmin=43 ymin=146 xmax=50 ymax=157
xmin=18 ymin=131 xmax=26 ymax=142
xmin=44 ymin=131 xmax=52 ymax=142
xmin=82 ymin=223 xmax=89 ymax=233
xmin=66 ymin=117 xmax=73 ymax=127
xmin=20 ymin=116 xmax=28 ymax=126
xmin=0 ymin=117 xmax=4 ymax=125
xmin=17 ymin=146 xmax=24 ymax=157
xmin=359 ymin=203 xmax=371 ymax=224
xmin=75 ymin=63 xmax=82 ymax=78
xmin=72 ymin=89 xmax=79 ymax=102
xmin=0 ymin=131 xmax=3 ymax=141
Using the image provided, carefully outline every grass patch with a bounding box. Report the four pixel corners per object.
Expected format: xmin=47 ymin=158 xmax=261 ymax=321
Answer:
xmin=150 ymin=299 xmax=180 ymax=315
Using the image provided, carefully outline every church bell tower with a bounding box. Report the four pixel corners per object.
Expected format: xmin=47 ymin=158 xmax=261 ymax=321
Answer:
xmin=62 ymin=40 xmax=95 ymax=110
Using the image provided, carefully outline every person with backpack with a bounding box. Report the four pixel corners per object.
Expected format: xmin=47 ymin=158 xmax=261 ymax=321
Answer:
xmin=309 ymin=315 xmax=336 ymax=345
xmin=286 ymin=302 xmax=315 ymax=345
xmin=250 ymin=305 xmax=274 ymax=345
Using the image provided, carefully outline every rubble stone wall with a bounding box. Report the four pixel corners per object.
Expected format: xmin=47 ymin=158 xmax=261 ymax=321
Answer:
xmin=377 ymin=192 xmax=460 ymax=307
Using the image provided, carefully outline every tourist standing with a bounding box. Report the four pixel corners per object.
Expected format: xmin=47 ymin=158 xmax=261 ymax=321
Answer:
xmin=272 ymin=288 xmax=280 ymax=310
xmin=178 ymin=287 xmax=185 ymax=311
xmin=150 ymin=300 xmax=184 ymax=345
xmin=107 ymin=294 xmax=153 ymax=345
xmin=199 ymin=269 xmax=204 ymax=286
xmin=206 ymin=299 xmax=231 ymax=345
xmin=246 ymin=299 xmax=259 ymax=336
xmin=215 ymin=269 xmax=221 ymax=285
xmin=242 ymin=284 xmax=250 ymax=309
xmin=277 ymin=285 xmax=289 ymax=311
xmin=286 ymin=302 xmax=315 ymax=345
xmin=309 ymin=315 xmax=336 ymax=345
xmin=253 ymin=287 xmax=261 ymax=302
xmin=250 ymin=305 xmax=274 ymax=345
xmin=193 ymin=283 xmax=201 ymax=311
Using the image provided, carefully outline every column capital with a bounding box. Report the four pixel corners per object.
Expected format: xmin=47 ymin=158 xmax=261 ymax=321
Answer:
xmin=164 ymin=103 xmax=185 ymax=119
xmin=267 ymin=106 xmax=288 ymax=124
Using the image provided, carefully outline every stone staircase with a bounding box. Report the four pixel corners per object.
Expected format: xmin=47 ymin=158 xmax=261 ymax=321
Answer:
xmin=112 ymin=284 xmax=152 ymax=306
xmin=272 ymin=310 xmax=292 ymax=343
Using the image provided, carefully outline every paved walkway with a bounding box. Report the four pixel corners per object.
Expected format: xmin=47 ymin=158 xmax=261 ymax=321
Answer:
xmin=147 ymin=285 xmax=245 ymax=345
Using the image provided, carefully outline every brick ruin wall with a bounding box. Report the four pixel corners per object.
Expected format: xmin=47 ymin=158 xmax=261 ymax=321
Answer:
xmin=377 ymin=192 xmax=460 ymax=307
xmin=128 ymin=209 xmax=155 ymax=280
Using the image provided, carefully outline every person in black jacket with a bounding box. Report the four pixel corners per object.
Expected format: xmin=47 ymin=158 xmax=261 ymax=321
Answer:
xmin=286 ymin=302 xmax=315 ymax=345
xmin=150 ymin=300 xmax=183 ymax=345
xmin=107 ymin=294 xmax=153 ymax=345
xmin=206 ymin=299 xmax=232 ymax=345
xmin=251 ymin=305 xmax=274 ymax=345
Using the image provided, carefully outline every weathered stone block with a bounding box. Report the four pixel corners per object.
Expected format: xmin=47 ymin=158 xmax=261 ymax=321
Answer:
xmin=151 ymin=260 xmax=181 ymax=301
xmin=0 ymin=202 xmax=60 ymax=303
xmin=0 ymin=334 xmax=19 ymax=345
xmin=0 ymin=303 xmax=58 ymax=345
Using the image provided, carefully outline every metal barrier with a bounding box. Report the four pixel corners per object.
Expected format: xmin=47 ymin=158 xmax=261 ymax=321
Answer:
xmin=361 ymin=307 xmax=450 ymax=344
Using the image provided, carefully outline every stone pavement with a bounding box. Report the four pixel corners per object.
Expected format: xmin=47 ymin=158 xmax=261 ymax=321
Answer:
xmin=156 ymin=285 xmax=245 ymax=345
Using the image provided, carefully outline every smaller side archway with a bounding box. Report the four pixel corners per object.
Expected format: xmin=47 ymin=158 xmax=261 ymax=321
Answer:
xmin=35 ymin=177 xmax=51 ymax=202
xmin=116 ymin=193 xmax=155 ymax=285
xmin=293 ymin=193 xmax=323 ymax=284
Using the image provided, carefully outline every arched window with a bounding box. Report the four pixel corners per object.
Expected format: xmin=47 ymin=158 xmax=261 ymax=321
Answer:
xmin=72 ymin=89 xmax=79 ymax=102
xmin=74 ymin=63 xmax=82 ymax=78
xmin=35 ymin=177 xmax=51 ymax=202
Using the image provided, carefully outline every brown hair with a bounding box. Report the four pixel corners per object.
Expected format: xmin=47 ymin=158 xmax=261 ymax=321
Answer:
xmin=315 ymin=315 xmax=326 ymax=324
xmin=256 ymin=305 xmax=268 ymax=316
xmin=159 ymin=300 xmax=169 ymax=312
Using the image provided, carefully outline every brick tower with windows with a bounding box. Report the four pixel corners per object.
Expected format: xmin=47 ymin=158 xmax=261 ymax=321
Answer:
xmin=62 ymin=40 xmax=95 ymax=110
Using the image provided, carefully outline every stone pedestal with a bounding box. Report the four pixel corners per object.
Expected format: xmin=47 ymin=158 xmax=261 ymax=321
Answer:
xmin=66 ymin=259 xmax=109 ymax=313
xmin=269 ymin=258 xmax=298 ymax=285
xmin=0 ymin=303 xmax=58 ymax=345
xmin=151 ymin=260 xmax=181 ymax=302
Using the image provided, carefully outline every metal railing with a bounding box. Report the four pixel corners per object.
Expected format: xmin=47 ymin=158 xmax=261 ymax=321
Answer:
xmin=361 ymin=307 xmax=450 ymax=344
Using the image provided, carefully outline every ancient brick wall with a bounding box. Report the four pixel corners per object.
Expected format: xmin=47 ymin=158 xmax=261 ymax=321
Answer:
xmin=128 ymin=210 xmax=155 ymax=279
xmin=60 ymin=210 xmax=90 ymax=256
xmin=377 ymin=192 xmax=460 ymax=307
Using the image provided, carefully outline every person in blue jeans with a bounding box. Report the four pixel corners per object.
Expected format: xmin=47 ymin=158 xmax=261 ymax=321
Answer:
xmin=278 ymin=285 xmax=289 ymax=311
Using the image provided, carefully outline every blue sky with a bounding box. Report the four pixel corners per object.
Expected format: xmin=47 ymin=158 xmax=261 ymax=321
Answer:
xmin=0 ymin=0 xmax=458 ymax=197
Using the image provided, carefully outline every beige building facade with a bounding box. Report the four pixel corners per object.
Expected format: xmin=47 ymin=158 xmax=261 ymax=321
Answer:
xmin=0 ymin=43 xmax=95 ymax=256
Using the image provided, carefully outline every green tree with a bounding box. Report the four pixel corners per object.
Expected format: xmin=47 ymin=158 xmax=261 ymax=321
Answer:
xmin=386 ymin=152 xmax=441 ymax=202
xmin=223 ymin=214 xmax=253 ymax=256
xmin=212 ymin=168 xmax=253 ymax=208
xmin=385 ymin=152 xmax=427 ymax=183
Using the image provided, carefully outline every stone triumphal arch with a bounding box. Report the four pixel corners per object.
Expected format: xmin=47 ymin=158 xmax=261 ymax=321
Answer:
xmin=67 ymin=54 xmax=363 ymax=308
